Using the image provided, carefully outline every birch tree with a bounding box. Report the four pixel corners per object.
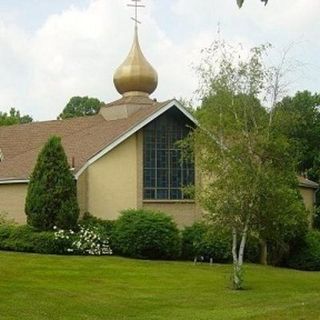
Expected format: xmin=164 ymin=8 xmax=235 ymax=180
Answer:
xmin=191 ymin=40 xmax=307 ymax=289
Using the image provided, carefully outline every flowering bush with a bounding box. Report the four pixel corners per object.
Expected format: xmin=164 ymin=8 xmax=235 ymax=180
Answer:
xmin=79 ymin=213 xmax=114 ymax=240
xmin=54 ymin=225 xmax=112 ymax=256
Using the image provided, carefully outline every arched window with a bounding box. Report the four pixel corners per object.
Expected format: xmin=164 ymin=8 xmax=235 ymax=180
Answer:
xmin=143 ymin=110 xmax=194 ymax=200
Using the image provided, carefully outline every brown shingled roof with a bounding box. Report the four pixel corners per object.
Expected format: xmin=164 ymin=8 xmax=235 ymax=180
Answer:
xmin=0 ymin=97 xmax=171 ymax=181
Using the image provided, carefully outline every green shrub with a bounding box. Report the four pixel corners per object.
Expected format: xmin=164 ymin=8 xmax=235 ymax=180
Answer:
xmin=0 ymin=225 xmax=66 ymax=254
xmin=113 ymin=209 xmax=181 ymax=260
xmin=79 ymin=212 xmax=114 ymax=239
xmin=287 ymin=230 xmax=320 ymax=271
xmin=0 ymin=224 xmax=15 ymax=242
xmin=181 ymin=222 xmax=232 ymax=262
xmin=181 ymin=222 xmax=207 ymax=259
xmin=25 ymin=136 xmax=79 ymax=231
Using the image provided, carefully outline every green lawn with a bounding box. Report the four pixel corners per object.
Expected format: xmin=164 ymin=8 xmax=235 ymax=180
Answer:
xmin=0 ymin=252 xmax=320 ymax=320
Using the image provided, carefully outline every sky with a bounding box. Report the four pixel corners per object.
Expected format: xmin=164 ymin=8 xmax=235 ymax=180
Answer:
xmin=0 ymin=0 xmax=319 ymax=120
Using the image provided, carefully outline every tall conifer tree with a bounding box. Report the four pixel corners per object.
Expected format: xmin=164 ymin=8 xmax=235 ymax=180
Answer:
xmin=25 ymin=136 xmax=79 ymax=230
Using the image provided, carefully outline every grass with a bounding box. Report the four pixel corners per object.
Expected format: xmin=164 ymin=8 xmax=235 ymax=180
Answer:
xmin=0 ymin=252 xmax=320 ymax=320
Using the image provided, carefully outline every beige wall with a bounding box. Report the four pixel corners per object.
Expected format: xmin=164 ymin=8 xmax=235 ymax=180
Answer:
xmin=136 ymin=131 xmax=144 ymax=208
xmin=0 ymin=184 xmax=28 ymax=224
xmin=299 ymin=187 xmax=316 ymax=218
xmin=143 ymin=202 xmax=200 ymax=228
xmin=77 ymin=169 xmax=88 ymax=216
xmin=299 ymin=186 xmax=316 ymax=226
xmin=299 ymin=187 xmax=316 ymax=212
xmin=84 ymin=134 xmax=138 ymax=220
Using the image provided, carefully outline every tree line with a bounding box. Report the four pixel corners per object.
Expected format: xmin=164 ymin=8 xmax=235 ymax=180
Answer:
xmin=0 ymin=96 xmax=104 ymax=127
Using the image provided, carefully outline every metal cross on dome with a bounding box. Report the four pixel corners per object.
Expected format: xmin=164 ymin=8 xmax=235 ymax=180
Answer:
xmin=127 ymin=0 xmax=145 ymax=26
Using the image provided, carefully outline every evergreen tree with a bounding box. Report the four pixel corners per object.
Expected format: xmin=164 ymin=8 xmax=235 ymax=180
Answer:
xmin=25 ymin=136 xmax=79 ymax=230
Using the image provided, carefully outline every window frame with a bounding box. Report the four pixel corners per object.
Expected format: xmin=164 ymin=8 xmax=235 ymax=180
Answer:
xmin=142 ymin=112 xmax=195 ymax=201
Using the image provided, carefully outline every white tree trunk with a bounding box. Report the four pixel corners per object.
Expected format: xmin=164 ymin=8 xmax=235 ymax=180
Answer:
xmin=232 ymin=228 xmax=241 ymax=289
xmin=238 ymin=221 xmax=248 ymax=266
xmin=232 ymin=221 xmax=249 ymax=290
xmin=232 ymin=228 xmax=238 ymax=263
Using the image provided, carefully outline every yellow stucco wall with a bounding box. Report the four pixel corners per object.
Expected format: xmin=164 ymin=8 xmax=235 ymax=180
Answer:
xmin=85 ymin=134 xmax=138 ymax=220
xmin=0 ymin=184 xmax=27 ymax=224
xmin=299 ymin=186 xmax=316 ymax=228
xmin=136 ymin=131 xmax=144 ymax=208
xmin=143 ymin=202 xmax=201 ymax=228
xmin=298 ymin=186 xmax=316 ymax=226
xmin=77 ymin=169 xmax=88 ymax=216
xmin=299 ymin=187 xmax=315 ymax=212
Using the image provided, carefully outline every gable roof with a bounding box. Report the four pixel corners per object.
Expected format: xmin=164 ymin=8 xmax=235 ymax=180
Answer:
xmin=0 ymin=97 xmax=197 ymax=183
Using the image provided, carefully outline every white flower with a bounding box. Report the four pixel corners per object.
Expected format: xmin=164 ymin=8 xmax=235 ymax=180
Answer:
xmin=54 ymin=223 xmax=113 ymax=256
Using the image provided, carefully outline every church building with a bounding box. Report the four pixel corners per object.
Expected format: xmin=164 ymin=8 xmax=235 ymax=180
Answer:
xmin=0 ymin=24 xmax=317 ymax=227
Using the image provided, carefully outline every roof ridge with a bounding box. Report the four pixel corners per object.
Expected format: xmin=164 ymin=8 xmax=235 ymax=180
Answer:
xmin=0 ymin=114 xmax=102 ymax=131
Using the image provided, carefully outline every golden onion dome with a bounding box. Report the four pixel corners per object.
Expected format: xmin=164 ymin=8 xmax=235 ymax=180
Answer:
xmin=113 ymin=26 xmax=158 ymax=96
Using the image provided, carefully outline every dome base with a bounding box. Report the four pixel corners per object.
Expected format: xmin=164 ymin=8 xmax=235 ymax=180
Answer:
xmin=123 ymin=91 xmax=150 ymax=98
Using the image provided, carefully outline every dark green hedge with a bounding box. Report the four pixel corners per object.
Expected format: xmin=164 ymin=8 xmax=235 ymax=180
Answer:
xmin=181 ymin=222 xmax=232 ymax=262
xmin=287 ymin=230 xmax=320 ymax=271
xmin=0 ymin=225 xmax=68 ymax=254
xmin=112 ymin=209 xmax=181 ymax=259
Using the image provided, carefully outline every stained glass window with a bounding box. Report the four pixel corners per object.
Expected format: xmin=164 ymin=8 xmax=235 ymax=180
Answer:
xmin=143 ymin=110 xmax=195 ymax=200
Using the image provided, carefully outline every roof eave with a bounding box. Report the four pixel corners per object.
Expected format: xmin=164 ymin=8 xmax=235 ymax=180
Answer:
xmin=0 ymin=179 xmax=29 ymax=185
xmin=298 ymin=182 xmax=319 ymax=189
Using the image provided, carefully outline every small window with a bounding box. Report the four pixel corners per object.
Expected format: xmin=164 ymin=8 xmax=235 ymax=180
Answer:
xmin=143 ymin=112 xmax=194 ymax=200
